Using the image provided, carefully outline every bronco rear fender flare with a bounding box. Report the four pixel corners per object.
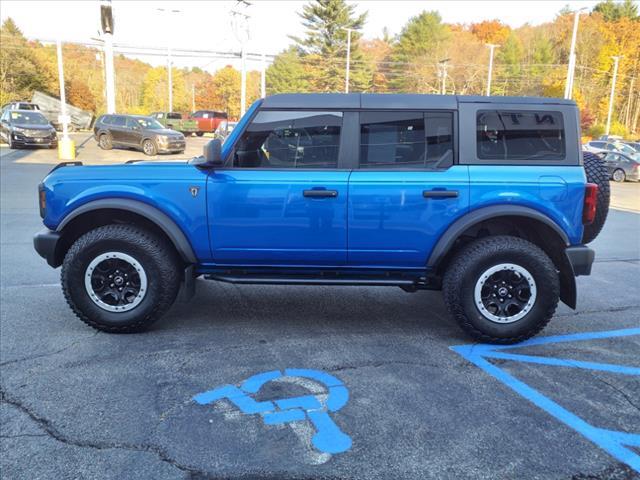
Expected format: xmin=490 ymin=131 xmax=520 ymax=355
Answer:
xmin=57 ymin=198 xmax=197 ymax=264
xmin=427 ymin=205 xmax=576 ymax=308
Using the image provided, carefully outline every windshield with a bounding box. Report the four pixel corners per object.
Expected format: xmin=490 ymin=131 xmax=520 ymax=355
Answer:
xmin=10 ymin=111 xmax=48 ymax=125
xmin=135 ymin=117 xmax=164 ymax=130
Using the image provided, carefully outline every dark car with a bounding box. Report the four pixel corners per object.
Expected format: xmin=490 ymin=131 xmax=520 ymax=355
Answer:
xmin=1 ymin=101 xmax=40 ymax=112
xmin=0 ymin=109 xmax=57 ymax=149
xmin=93 ymin=114 xmax=185 ymax=156
xmin=599 ymin=151 xmax=640 ymax=182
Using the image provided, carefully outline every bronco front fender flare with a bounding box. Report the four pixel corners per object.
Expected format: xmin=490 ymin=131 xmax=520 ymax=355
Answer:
xmin=57 ymin=198 xmax=197 ymax=264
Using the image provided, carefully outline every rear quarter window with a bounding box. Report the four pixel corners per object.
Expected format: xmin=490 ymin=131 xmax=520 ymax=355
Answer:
xmin=477 ymin=110 xmax=565 ymax=161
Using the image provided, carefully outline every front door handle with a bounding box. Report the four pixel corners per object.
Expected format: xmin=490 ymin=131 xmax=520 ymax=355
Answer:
xmin=303 ymin=189 xmax=339 ymax=198
xmin=423 ymin=190 xmax=459 ymax=199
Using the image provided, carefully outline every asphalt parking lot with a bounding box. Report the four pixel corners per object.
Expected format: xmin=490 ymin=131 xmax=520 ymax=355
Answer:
xmin=1 ymin=139 xmax=639 ymax=480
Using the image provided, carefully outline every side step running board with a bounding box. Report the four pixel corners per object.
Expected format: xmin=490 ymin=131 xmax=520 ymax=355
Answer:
xmin=204 ymin=274 xmax=417 ymax=287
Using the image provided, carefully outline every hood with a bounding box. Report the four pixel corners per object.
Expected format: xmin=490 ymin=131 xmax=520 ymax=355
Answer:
xmin=13 ymin=123 xmax=53 ymax=130
xmin=147 ymin=128 xmax=183 ymax=136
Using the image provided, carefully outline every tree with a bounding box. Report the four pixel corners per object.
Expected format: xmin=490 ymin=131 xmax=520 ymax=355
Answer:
xmin=593 ymin=0 xmax=638 ymax=21
xmin=470 ymin=20 xmax=510 ymax=44
xmin=67 ymin=78 xmax=96 ymax=112
xmin=140 ymin=66 xmax=190 ymax=113
xmin=0 ymin=18 xmax=51 ymax=104
xmin=210 ymin=66 xmax=241 ymax=119
xmin=291 ymin=0 xmax=370 ymax=92
xmin=390 ymin=11 xmax=450 ymax=92
xmin=266 ymin=47 xmax=311 ymax=94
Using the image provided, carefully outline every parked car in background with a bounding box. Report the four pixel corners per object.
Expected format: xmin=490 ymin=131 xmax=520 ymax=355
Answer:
xmin=599 ymin=151 xmax=640 ymax=182
xmin=0 ymin=109 xmax=57 ymax=149
xmin=93 ymin=114 xmax=185 ymax=156
xmin=623 ymin=141 xmax=640 ymax=151
xmin=150 ymin=112 xmax=198 ymax=136
xmin=598 ymin=134 xmax=623 ymax=142
xmin=2 ymin=101 xmax=40 ymax=111
xmin=190 ymin=110 xmax=228 ymax=136
xmin=583 ymin=140 xmax=638 ymax=157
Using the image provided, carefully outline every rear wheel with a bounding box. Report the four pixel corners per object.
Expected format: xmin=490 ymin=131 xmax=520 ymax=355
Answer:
xmin=142 ymin=139 xmax=157 ymax=156
xmin=612 ymin=168 xmax=626 ymax=183
xmin=98 ymin=133 xmax=112 ymax=150
xmin=582 ymin=151 xmax=610 ymax=244
xmin=442 ymin=236 xmax=559 ymax=344
xmin=61 ymin=225 xmax=181 ymax=333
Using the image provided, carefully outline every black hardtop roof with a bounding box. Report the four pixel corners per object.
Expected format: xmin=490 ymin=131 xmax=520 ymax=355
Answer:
xmin=261 ymin=93 xmax=576 ymax=110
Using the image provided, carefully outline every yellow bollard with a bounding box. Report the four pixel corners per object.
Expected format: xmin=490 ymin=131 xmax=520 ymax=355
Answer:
xmin=58 ymin=136 xmax=76 ymax=160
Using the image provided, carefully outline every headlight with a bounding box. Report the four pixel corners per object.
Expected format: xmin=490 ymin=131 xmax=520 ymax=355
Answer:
xmin=13 ymin=126 xmax=26 ymax=133
xmin=157 ymin=135 xmax=169 ymax=144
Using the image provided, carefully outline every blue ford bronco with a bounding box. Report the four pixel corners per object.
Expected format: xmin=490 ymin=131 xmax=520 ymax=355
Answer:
xmin=33 ymin=94 xmax=609 ymax=343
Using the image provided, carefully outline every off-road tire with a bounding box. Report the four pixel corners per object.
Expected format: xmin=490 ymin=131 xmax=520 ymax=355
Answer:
xmin=442 ymin=235 xmax=559 ymax=344
xmin=61 ymin=224 xmax=181 ymax=333
xmin=582 ymin=151 xmax=610 ymax=244
xmin=98 ymin=133 xmax=113 ymax=150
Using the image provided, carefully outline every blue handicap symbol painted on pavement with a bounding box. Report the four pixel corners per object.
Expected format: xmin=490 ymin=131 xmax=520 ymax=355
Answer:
xmin=451 ymin=328 xmax=640 ymax=473
xmin=193 ymin=368 xmax=352 ymax=454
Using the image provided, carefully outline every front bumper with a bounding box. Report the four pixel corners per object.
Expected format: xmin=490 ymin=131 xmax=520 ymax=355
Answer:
xmin=33 ymin=228 xmax=62 ymax=267
xmin=565 ymin=245 xmax=595 ymax=276
xmin=157 ymin=141 xmax=186 ymax=153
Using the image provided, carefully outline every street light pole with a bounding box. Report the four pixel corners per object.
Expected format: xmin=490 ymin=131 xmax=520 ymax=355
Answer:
xmin=157 ymin=8 xmax=181 ymax=112
xmin=100 ymin=1 xmax=116 ymax=113
xmin=231 ymin=1 xmax=251 ymax=116
xmin=486 ymin=44 xmax=499 ymax=96
xmin=344 ymin=28 xmax=353 ymax=93
xmin=439 ymin=58 xmax=450 ymax=95
xmin=564 ymin=7 xmax=587 ymax=100
xmin=606 ymin=56 xmax=622 ymax=136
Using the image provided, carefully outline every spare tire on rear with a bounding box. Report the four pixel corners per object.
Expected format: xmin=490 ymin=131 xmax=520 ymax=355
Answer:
xmin=582 ymin=151 xmax=610 ymax=244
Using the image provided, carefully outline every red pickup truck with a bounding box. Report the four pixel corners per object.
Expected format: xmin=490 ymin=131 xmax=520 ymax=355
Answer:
xmin=190 ymin=110 xmax=228 ymax=137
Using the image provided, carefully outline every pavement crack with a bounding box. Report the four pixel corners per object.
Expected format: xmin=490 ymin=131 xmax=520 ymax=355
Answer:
xmin=592 ymin=376 xmax=640 ymax=413
xmin=0 ymin=331 xmax=100 ymax=368
xmin=327 ymin=360 xmax=441 ymax=372
xmin=555 ymin=304 xmax=640 ymax=318
xmin=0 ymin=386 xmax=208 ymax=478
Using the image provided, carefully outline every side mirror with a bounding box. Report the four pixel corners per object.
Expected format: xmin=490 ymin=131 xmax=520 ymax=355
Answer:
xmin=193 ymin=139 xmax=223 ymax=167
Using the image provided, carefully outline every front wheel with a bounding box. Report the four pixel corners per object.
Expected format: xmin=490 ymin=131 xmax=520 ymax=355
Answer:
xmin=142 ymin=139 xmax=157 ymax=156
xmin=61 ymin=225 xmax=181 ymax=333
xmin=612 ymin=168 xmax=626 ymax=183
xmin=195 ymin=131 xmax=204 ymax=137
xmin=442 ymin=236 xmax=559 ymax=344
xmin=98 ymin=133 xmax=112 ymax=150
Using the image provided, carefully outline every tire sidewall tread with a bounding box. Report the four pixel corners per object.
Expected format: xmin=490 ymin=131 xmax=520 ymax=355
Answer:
xmin=443 ymin=235 xmax=560 ymax=344
xmin=61 ymin=224 xmax=180 ymax=333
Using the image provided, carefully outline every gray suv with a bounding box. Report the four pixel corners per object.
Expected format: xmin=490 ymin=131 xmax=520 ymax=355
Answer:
xmin=93 ymin=114 xmax=185 ymax=156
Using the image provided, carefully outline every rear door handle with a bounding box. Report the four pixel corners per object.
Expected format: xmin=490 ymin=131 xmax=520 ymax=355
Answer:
xmin=423 ymin=190 xmax=459 ymax=199
xmin=303 ymin=189 xmax=339 ymax=198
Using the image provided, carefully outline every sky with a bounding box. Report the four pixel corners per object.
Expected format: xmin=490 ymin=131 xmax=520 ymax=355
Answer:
xmin=0 ymin=0 xmax=609 ymax=72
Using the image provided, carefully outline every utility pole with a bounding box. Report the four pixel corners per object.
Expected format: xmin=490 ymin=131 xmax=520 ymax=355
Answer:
xmin=56 ymin=39 xmax=75 ymax=159
xmin=624 ymin=74 xmax=635 ymax=128
xmin=157 ymin=8 xmax=182 ymax=111
xmin=606 ymin=56 xmax=622 ymax=136
xmin=344 ymin=28 xmax=353 ymax=93
xmin=486 ymin=44 xmax=499 ymax=96
xmin=231 ymin=1 xmax=251 ymax=117
xmin=100 ymin=1 xmax=116 ymax=113
xmin=564 ymin=7 xmax=588 ymax=99
xmin=632 ymin=91 xmax=640 ymax=135
xmin=261 ymin=51 xmax=266 ymax=98
xmin=439 ymin=58 xmax=450 ymax=95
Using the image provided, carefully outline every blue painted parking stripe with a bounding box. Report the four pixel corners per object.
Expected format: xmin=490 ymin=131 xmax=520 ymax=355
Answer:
xmin=482 ymin=327 xmax=640 ymax=351
xmin=276 ymin=395 xmax=322 ymax=411
xmin=452 ymin=344 xmax=640 ymax=472
xmin=482 ymin=351 xmax=640 ymax=375
xmin=241 ymin=370 xmax=282 ymax=393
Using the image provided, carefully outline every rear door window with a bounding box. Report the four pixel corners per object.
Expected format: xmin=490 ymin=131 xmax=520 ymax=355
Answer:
xmin=476 ymin=110 xmax=565 ymax=161
xmin=359 ymin=111 xmax=453 ymax=169
xmin=111 ymin=116 xmax=126 ymax=127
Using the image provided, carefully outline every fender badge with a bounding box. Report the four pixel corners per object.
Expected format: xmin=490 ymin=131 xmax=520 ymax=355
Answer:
xmin=189 ymin=186 xmax=200 ymax=197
